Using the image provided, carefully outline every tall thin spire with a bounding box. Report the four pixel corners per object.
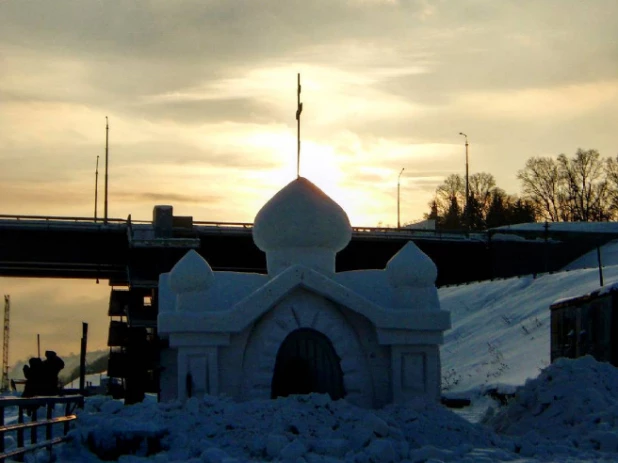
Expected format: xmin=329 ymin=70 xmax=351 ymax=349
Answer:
xmin=296 ymin=73 xmax=303 ymax=179
xmin=104 ymin=117 xmax=109 ymax=224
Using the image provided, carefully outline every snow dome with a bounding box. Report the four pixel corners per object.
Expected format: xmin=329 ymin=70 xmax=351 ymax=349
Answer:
xmin=169 ymin=250 xmax=214 ymax=295
xmin=253 ymin=177 xmax=352 ymax=275
xmin=157 ymin=177 xmax=450 ymax=408
xmin=386 ymin=242 xmax=440 ymax=309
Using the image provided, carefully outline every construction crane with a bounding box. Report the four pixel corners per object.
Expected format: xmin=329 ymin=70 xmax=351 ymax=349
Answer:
xmin=1 ymin=295 xmax=9 ymax=392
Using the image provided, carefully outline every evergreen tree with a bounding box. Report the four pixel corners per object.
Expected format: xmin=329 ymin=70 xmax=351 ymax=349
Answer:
xmin=508 ymin=198 xmax=536 ymax=224
xmin=486 ymin=190 xmax=509 ymax=229
xmin=427 ymin=174 xmax=537 ymax=230
xmin=464 ymin=194 xmax=485 ymax=231
xmin=442 ymin=196 xmax=462 ymax=230
xmin=426 ymin=199 xmax=441 ymax=228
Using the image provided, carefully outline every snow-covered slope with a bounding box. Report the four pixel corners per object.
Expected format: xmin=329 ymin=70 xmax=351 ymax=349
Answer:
xmin=439 ymin=266 xmax=618 ymax=393
xmin=563 ymin=239 xmax=618 ymax=271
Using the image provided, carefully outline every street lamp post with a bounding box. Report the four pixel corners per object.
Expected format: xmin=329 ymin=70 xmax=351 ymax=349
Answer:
xmin=459 ymin=132 xmax=469 ymax=229
xmin=397 ymin=167 xmax=405 ymax=228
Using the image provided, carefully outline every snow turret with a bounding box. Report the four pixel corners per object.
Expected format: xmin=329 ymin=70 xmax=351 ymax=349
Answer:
xmin=386 ymin=241 xmax=439 ymax=309
xmin=169 ymin=250 xmax=214 ymax=310
xmin=253 ymin=177 xmax=351 ymax=276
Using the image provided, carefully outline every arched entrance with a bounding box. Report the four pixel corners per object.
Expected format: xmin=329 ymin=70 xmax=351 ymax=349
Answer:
xmin=271 ymin=328 xmax=345 ymax=400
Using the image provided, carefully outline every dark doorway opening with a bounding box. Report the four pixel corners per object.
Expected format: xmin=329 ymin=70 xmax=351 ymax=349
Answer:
xmin=271 ymin=328 xmax=345 ymax=400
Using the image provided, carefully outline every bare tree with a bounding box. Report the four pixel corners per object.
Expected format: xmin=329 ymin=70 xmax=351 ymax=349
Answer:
xmin=434 ymin=174 xmax=465 ymax=217
xmin=604 ymin=155 xmax=618 ymax=218
xmin=430 ymin=173 xmax=513 ymax=230
xmin=517 ymin=157 xmax=563 ymax=221
xmin=518 ymin=149 xmax=612 ymax=222
xmin=557 ymin=149 xmax=609 ymax=221
xmin=468 ymin=172 xmax=496 ymax=218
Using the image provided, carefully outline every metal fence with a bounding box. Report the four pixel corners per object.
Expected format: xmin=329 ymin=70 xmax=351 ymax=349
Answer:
xmin=0 ymin=394 xmax=84 ymax=462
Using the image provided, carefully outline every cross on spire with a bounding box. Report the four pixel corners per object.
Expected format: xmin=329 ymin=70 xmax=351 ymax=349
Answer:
xmin=296 ymin=73 xmax=303 ymax=179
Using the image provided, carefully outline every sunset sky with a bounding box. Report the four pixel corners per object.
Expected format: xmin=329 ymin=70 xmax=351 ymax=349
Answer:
xmin=1 ymin=0 xmax=617 ymax=364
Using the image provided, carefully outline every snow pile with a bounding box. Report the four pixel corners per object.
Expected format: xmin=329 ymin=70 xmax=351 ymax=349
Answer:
xmin=6 ymin=357 xmax=606 ymax=462
xmin=54 ymin=360 xmax=618 ymax=463
xmin=485 ymin=356 xmax=618 ymax=453
xmin=62 ymin=393 xmax=512 ymax=463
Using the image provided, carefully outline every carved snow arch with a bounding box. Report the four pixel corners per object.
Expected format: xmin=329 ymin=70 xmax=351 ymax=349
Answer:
xmin=271 ymin=328 xmax=345 ymax=400
xmin=241 ymin=289 xmax=374 ymax=408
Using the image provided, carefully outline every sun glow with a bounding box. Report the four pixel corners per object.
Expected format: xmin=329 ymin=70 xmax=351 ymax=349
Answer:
xmin=237 ymin=129 xmax=379 ymax=225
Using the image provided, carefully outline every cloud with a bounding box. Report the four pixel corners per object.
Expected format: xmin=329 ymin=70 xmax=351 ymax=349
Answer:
xmin=113 ymin=191 xmax=224 ymax=206
xmin=1 ymin=0 xmax=618 ymax=225
xmin=136 ymin=98 xmax=282 ymax=125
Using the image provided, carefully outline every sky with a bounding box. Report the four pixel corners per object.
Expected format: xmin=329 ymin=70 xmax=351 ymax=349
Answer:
xmin=1 ymin=0 xmax=618 ymax=363
xmin=1 ymin=0 xmax=617 ymax=226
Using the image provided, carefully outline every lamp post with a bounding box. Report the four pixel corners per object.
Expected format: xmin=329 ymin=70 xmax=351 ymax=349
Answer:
xmin=459 ymin=132 xmax=469 ymax=229
xmin=397 ymin=167 xmax=405 ymax=228
xmin=104 ymin=117 xmax=109 ymax=225
xmin=94 ymin=155 xmax=99 ymax=222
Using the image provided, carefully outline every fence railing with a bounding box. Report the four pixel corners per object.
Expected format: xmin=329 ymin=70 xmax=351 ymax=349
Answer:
xmin=0 ymin=395 xmax=84 ymax=462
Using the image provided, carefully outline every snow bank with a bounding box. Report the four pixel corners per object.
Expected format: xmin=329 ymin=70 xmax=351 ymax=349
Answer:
xmin=62 ymin=393 xmax=511 ymax=463
xmin=56 ymin=358 xmax=618 ymax=463
xmin=485 ymin=356 xmax=618 ymax=454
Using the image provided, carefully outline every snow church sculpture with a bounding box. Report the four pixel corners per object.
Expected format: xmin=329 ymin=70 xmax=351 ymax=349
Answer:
xmin=157 ymin=177 xmax=450 ymax=408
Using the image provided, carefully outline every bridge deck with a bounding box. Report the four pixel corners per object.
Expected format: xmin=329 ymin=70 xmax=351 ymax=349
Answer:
xmin=0 ymin=214 xmax=595 ymax=286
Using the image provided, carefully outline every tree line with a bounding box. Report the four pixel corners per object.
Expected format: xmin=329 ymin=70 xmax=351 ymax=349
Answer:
xmin=425 ymin=148 xmax=617 ymax=231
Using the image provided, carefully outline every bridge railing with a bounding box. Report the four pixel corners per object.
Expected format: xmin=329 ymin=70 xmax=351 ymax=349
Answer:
xmin=0 ymin=214 xmax=484 ymax=241
xmin=0 ymin=214 xmax=138 ymax=224
xmin=0 ymin=394 xmax=84 ymax=462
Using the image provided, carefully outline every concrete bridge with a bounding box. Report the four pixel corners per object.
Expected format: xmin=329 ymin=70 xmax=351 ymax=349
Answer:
xmin=0 ymin=212 xmax=599 ymax=287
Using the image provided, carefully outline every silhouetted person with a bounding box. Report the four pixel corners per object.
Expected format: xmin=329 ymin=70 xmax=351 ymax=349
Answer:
xmin=41 ymin=350 xmax=64 ymax=395
xmin=22 ymin=357 xmax=44 ymax=397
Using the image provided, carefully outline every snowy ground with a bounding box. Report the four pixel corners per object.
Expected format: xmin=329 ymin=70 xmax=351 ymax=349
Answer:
xmin=7 ymin=239 xmax=618 ymax=462
xmin=52 ymin=357 xmax=618 ymax=463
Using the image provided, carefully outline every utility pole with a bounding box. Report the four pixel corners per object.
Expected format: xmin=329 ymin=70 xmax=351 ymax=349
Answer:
xmin=94 ymin=155 xmax=99 ymax=222
xmin=296 ymin=73 xmax=303 ymax=179
xmin=397 ymin=168 xmax=405 ymax=228
xmin=459 ymin=132 xmax=469 ymax=230
xmin=597 ymin=244 xmax=604 ymax=287
xmin=1 ymin=295 xmax=10 ymax=392
xmin=104 ymin=117 xmax=109 ymax=224
xmin=79 ymin=322 xmax=88 ymax=393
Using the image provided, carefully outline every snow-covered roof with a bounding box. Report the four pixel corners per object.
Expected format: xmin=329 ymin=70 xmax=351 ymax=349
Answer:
xmin=549 ymin=280 xmax=618 ymax=308
xmin=159 ymin=264 xmax=450 ymax=333
xmin=159 ymin=271 xmax=267 ymax=313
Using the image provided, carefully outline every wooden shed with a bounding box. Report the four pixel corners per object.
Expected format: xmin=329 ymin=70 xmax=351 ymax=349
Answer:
xmin=550 ymin=284 xmax=618 ymax=366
